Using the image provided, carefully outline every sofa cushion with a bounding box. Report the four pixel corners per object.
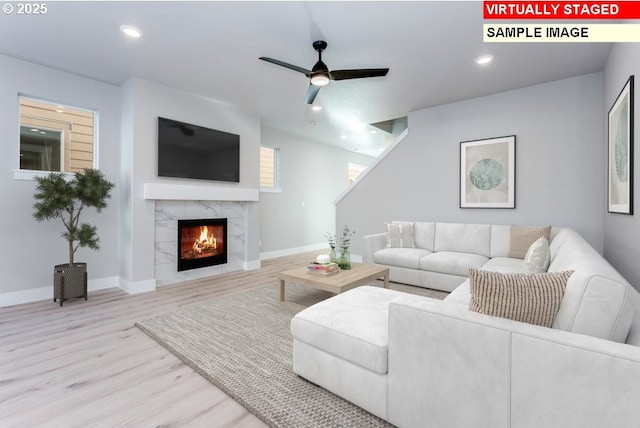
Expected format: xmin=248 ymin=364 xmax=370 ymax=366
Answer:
xmin=509 ymin=225 xmax=551 ymax=259
xmin=413 ymin=221 xmax=436 ymax=251
xmin=524 ymin=236 xmax=550 ymax=273
xmin=434 ymin=223 xmax=492 ymax=257
xmin=291 ymin=286 xmax=406 ymax=375
xmin=469 ymin=269 xmax=573 ymax=328
xmin=374 ymin=248 xmax=432 ymax=269
xmin=420 ymin=251 xmax=489 ymax=277
xmin=481 ymin=257 xmax=527 ymax=273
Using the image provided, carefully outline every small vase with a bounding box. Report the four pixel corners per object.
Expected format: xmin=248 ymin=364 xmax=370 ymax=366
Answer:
xmin=329 ymin=246 xmax=338 ymax=264
xmin=339 ymin=248 xmax=351 ymax=270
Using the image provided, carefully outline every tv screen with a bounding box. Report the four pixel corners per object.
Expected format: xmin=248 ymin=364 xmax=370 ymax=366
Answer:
xmin=158 ymin=117 xmax=240 ymax=182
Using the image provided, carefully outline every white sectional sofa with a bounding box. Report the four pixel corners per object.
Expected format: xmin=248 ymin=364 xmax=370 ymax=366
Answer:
xmin=362 ymin=221 xmax=558 ymax=292
xmin=291 ymin=222 xmax=640 ymax=427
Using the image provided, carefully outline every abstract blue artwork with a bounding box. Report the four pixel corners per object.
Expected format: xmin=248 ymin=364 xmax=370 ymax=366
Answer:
xmin=460 ymin=135 xmax=515 ymax=208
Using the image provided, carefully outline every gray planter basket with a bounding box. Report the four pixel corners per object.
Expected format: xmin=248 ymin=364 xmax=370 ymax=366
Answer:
xmin=54 ymin=263 xmax=87 ymax=306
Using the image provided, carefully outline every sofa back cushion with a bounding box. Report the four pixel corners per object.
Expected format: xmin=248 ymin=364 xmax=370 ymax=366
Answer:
xmin=550 ymin=228 xmax=634 ymax=343
xmin=411 ymin=221 xmax=436 ymax=251
xmin=434 ymin=223 xmax=491 ymax=257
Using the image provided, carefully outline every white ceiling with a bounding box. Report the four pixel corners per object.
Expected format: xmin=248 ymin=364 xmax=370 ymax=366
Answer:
xmin=0 ymin=1 xmax=611 ymax=156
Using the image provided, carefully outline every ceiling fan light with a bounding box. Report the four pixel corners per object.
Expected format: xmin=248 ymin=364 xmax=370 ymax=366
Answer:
xmin=311 ymin=73 xmax=330 ymax=86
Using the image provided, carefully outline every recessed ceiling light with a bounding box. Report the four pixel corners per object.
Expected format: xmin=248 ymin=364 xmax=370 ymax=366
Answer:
xmin=340 ymin=135 xmax=347 ymax=140
xmin=370 ymin=129 xmax=377 ymax=134
xmin=311 ymin=105 xmax=323 ymax=111
xmin=475 ymin=55 xmax=494 ymax=65
xmin=120 ymin=25 xmax=143 ymax=38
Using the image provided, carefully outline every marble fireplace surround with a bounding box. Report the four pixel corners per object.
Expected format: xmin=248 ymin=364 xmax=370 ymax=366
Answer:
xmin=144 ymin=183 xmax=259 ymax=286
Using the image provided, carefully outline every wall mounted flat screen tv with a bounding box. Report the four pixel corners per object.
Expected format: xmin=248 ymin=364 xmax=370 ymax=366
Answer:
xmin=158 ymin=117 xmax=240 ymax=182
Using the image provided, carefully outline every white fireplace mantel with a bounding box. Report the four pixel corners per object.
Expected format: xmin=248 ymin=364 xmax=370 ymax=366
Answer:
xmin=143 ymin=183 xmax=259 ymax=202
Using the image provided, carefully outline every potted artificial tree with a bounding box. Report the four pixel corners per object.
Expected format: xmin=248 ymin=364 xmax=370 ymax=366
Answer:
xmin=32 ymin=168 xmax=114 ymax=306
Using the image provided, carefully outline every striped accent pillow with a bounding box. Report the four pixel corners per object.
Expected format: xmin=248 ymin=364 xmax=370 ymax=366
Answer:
xmin=469 ymin=269 xmax=573 ymax=328
xmin=385 ymin=222 xmax=415 ymax=248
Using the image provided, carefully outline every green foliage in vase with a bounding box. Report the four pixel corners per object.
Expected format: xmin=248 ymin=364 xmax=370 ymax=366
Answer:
xmin=338 ymin=225 xmax=356 ymax=253
xmin=325 ymin=232 xmax=336 ymax=248
xmin=32 ymin=168 xmax=115 ymax=266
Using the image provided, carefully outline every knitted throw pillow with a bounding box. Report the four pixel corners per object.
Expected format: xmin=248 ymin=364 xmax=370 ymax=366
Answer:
xmin=509 ymin=225 xmax=551 ymax=259
xmin=469 ymin=269 xmax=573 ymax=328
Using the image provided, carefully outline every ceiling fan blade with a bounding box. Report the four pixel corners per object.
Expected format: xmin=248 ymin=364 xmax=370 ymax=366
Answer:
xmin=305 ymin=84 xmax=321 ymax=105
xmin=259 ymin=57 xmax=311 ymax=77
xmin=330 ymin=68 xmax=389 ymax=81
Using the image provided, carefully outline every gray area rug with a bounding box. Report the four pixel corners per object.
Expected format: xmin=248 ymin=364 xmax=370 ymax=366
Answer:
xmin=136 ymin=282 xmax=445 ymax=427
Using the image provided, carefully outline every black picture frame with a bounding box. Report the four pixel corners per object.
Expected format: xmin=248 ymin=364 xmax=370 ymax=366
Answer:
xmin=608 ymin=75 xmax=634 ymax=215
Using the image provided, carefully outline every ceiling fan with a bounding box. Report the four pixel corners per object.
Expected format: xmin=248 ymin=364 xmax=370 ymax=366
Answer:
xmin=259 ymin=40 xmax=389 ymax=104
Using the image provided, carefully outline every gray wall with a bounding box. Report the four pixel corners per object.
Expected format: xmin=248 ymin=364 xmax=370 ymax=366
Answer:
xmin=119 ymin=78 xmax=261 ymax=291
xmin=0 ymin=55 xmax=120 ymax=296
xmin=337 ymin=73 xmax=605 ymax=257
xmin=260 ymin=125 xmax=374 ymax=256
xmin=603 ymin=43 xmax=640 ymax=290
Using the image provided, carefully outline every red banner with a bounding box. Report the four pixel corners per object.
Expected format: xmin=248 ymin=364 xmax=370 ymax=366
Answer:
xmin=484 ymin=1 xmax=640 ymax=19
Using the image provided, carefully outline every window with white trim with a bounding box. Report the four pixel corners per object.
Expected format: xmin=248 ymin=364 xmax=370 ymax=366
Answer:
xmin=260 ymin=146 xmax=281 ymax=191
xmin=19 ymin=96 xmax=96 ymax=174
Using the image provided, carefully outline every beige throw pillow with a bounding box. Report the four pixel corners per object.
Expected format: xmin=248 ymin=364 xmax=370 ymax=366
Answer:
xmin=509 ymin=225 xmax=551 ymax=259
xmin=524 ymin=236 xmax=551 ymax=273
xmin=469 ymin=269 xmax=573 ymax=328
xmin=385 ymin=222 xmax=415 ymax=248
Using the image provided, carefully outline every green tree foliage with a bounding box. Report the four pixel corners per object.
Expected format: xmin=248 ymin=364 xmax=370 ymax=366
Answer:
xmin=33 ymin=168 xmax=115 ymax=265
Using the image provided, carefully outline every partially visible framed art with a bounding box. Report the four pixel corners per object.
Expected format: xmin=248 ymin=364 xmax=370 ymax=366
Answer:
xmin=608 ymin=75 xmax=634 ymax=215
xmin=460 ymin=135 xmax=515 ymax=209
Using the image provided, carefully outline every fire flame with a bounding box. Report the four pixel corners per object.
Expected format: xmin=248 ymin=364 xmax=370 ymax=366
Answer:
xmin=192 ymin=226 xmax=217 ymax=254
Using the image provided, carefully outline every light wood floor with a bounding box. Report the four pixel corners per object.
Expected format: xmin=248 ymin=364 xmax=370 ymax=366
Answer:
xmin=0 ymin=252 xmax=320 ymax=428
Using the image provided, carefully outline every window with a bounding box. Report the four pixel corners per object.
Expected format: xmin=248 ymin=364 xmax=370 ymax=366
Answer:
xmin=260 ymin=146 xmax=280 ymax=191
xmin=348 ymin=163 xmax=366 ymax=185
xmin=19 ymin=96 xmax=96 ymax=174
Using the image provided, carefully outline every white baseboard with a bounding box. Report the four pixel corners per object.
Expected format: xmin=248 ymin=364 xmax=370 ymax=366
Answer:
xmin=0 ymin=275 xmax=120 ymax=308
xmin=260 ymin=243 xmax=328 ymax=260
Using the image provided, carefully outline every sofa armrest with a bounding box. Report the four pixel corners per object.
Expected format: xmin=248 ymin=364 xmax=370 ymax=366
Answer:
xmin=362 ymin=232 xmax=387 ymax=264
xmin=387 ymin=295 xmax=640 ymax=428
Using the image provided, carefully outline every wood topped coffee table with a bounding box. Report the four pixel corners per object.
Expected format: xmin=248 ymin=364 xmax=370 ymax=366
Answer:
xmin=277 ymin=262 xmax=389 ymax=309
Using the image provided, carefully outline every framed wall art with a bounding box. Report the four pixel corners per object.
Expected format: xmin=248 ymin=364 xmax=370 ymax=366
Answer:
xmin=608 ymin=75 xmax=634 ymax=215
xmin=460 ymin=135 xmax=515 ymax=209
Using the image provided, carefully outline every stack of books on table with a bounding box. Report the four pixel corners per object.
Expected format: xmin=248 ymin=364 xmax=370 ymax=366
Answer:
xmin=307 ymin=262 xmax=339 ymax=276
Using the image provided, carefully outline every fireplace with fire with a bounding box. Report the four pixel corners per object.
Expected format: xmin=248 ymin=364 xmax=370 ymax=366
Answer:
xmin=177 ymin=218 xmax=227 ymax=271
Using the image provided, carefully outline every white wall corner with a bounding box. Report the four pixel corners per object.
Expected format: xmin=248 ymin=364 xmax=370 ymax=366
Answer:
xmin=244 ymin=259 xmax=262 ymax=270
xmin=119 ymin=278 xmax=157 ymax=295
